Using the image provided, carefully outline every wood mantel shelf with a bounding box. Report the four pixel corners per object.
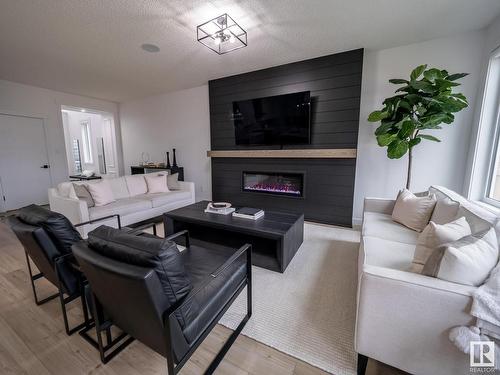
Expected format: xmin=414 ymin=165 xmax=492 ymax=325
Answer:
xmin=206 ymin=149 xmax=357 ymax=159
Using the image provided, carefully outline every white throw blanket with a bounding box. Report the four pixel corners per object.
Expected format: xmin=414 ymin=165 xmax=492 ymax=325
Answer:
xmin=449 ymin=261 xmax=500 ymax=368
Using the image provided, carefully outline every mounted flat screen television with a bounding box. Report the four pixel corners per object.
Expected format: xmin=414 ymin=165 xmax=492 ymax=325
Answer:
xmin=232 ymin=91 xmax=311 ymax=146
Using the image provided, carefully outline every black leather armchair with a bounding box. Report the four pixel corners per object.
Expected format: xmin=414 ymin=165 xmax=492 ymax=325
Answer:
xmin=72 ymin=226 xmax=252 ymax=374
xmin=8 ymin=204 xmax=89 ymax=335
xmin=7 ymin=204 xmax=122 ymax=335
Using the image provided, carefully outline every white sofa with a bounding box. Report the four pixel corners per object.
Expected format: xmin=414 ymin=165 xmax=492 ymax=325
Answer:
xmin=355 ymin=186 xmax=499 ymax=375
xmin=48 ymin=174 xmax=195 ymax=236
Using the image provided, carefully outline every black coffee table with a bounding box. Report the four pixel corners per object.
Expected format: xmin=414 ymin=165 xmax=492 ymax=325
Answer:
xmin=163 ymin=201 xmax=304 ymax=273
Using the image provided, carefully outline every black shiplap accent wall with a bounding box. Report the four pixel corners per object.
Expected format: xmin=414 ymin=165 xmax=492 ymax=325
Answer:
xmin=208 ymin=49 xmax=363 ymax=226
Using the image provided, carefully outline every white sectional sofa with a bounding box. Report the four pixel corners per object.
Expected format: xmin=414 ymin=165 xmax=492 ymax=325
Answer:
xmin=48 ymin=174 xmax=195 ymax=236
xmin=355 ymin=186 xmax=499 ymax=375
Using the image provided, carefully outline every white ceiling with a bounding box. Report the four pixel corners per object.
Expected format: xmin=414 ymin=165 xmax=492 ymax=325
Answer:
xmin=1 ymin=0 xmax=500 ymax=102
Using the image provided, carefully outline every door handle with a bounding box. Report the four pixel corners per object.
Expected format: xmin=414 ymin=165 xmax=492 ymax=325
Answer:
xmin=40 ymin=164 xmax=50 ymax=169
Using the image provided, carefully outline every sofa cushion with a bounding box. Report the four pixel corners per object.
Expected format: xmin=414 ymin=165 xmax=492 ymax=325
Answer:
xmin=362 ymin=236 xmax=416 ymax=270
xmin=145 ymin=173 xmax=169 ymax=193
xmin=73 ymin=183 xmax=95 ymax=208
xmin=167 ymin=173 xmax=181 ymax=191
xmin=392 ymin=189 xmax=437 ymax=232
xmin=136 ymin=191 xmax=192 ymax=208
xmin=17 ymin=204 xmax=82 ymax=254
xmin=89 ymin=198 xmax=151 ymax=220
xmin=179 ymin=245 xmax=246 ymax=344
xmin=86 ymin=180 xmax=116 ymax=206
xmin=410 ymin=217 xmax=472 ymax=273
xmin=430 ymin=197 xmax=460 ymax=225
xmin=423 ymin=227 xmax=499 ymax=286
xmin=363 ymin=212 xmax=419 ymax=245
xmin=125 ymin=175 xmax=147 ymax=196
xmin=87 ymin=226 xmax=192 ymax=306
xmin=107 ymin=177 xmax=130 ymax=199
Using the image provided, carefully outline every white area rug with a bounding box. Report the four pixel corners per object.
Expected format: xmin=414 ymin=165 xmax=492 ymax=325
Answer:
xmin=219 ymin=222 xmax=361 ymax=375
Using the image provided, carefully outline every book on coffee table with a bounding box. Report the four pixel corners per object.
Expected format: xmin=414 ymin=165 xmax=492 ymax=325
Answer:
xmin=232 ymin=207 xmax=265 ymax=220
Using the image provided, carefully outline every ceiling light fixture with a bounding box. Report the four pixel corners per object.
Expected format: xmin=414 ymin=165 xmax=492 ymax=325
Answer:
xmin=197 ymin=14 xmax=247 ymax=55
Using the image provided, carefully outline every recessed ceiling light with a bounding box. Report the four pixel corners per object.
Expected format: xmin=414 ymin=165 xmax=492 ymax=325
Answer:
xmin=141 ymin=43 xmax=160 ymax=53
xmin=80 ymin=109 xmax=86 ymax=113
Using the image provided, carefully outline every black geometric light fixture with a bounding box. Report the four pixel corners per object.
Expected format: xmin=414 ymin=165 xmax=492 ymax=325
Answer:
xmin=197 ymin=14 xmax=247 ymax=55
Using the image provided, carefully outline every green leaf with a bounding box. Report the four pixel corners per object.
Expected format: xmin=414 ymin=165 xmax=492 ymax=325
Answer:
xmin=389 ymin=79 xmax=409 ymax=84
xmin=406 ymin=94 xmax=422 ymax=105
xmin=436 ymin=79 xmax=460 ymax=89
xmin=410 ymin=80 xmax=435 ymax=93
xmin=419 ymin=134 xmax=441 ymax=142
xmin=374 ymin=121 xmax=395 ymax=136
xmin=368 ymin=110 xmax=389 ymax=122
xmin=376 ymin=133 xmax=396 ymax=146
xmin=410 ymin=65 xmax=427 ymax=80
xmin=421 ymin=113 xmax=448 ymax=127
xmin=446 ymin=73 xmax=468 ymax=81
xmin=409 ymin=137 xmax=421 ymax=148
xmin=398 ymin=120 xmax=415 ymax=139
xmin=387 ymin=139 xmax=409 ymax=159
xmin=398 ymin=100 xmax=412 ymax=111
xmin=395 ymin=86 xmax=411 ymax=93
xmin=423 ymin=68 xmax=443 ymax=82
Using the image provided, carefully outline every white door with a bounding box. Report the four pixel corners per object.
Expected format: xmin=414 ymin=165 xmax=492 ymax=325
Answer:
xmin=0 ymin=114 xmax=52 ymax=211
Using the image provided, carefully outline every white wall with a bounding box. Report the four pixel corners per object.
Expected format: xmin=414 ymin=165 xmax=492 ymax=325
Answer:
xmin=353 ymin=30 xmax=485 ymax=223
xmin=0 ymin=79 xmax=123 ymax=187
xmin=120 ymin=85 xmax=211 ymax=201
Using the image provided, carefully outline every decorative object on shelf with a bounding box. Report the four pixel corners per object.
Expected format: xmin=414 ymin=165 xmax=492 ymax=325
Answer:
xmin=140 ymin=152 xmax=150 ymax=166
xmin=172 ymin=148 xmax=178 ymax=168
xmin=367 ymin=65 xmax=469 ymax=189
xmin=233 ymin=207 xmax=265 ymax=220
xmin=204 ymin=202 xmax=235 ymax=215
xmin=165 ymin=151 xmax=171 ymax=169
xmin=197 ymin=13 xmax=247 ymax=55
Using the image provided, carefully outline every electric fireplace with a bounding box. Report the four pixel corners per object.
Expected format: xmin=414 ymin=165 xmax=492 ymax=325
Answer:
xmin=242 ymin=171 xmax=304 ymax=197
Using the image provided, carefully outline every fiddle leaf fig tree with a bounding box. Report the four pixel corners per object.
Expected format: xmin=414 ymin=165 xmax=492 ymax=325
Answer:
xmin=367 ymin=65 xmax=469 ymax=189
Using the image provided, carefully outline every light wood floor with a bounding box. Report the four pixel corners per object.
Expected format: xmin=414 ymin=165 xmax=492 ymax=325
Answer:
xmin=0 ymin=220 xmax=404 ymax=375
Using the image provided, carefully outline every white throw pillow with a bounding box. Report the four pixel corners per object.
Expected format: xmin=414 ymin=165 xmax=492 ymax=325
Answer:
xmin=125 ymin=175 xmax=147 ymax=196
xmin=430 ymin=197 xmax=460 ymax=225
xmin=422 ymin=227 xmax=499 ymax=286
xmin=392 ymin=189 xmax=437 ymax=232
xmin=145 ymin=173 xmax=169 ymax=193
xmin=410 ymin=217 xmax=471 ymax=273
xmin=86 ymin=180 xmax=115 ymax=206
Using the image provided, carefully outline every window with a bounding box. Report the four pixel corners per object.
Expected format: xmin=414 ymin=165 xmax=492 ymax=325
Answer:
xmin=81 ymin=120 xmax=93 ymax=163
xmin=475 ymin=46 xmax=500 ymax=207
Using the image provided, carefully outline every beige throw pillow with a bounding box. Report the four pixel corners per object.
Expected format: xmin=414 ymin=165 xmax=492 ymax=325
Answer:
xmin=392 ymin=189 xmax=437 ymax=232
xmin=73 ymin=183 xmax=95 ymax=208
xmin=430 ymin=197 xmax=460 ymax=225
xmin=422 ymin=227 xmax=499 ymax=286
xmin=86 ymin=180 xmax=115 ymax=206
xmin=125 ymin=175 xmax=147 ymax=196
xmin=409 ymin=217 xmax=471 ymax=273
xmin=167 ymin=173 xmax=181 ymax=190
xmin=145 ymin=173 xmax=169 ymax=193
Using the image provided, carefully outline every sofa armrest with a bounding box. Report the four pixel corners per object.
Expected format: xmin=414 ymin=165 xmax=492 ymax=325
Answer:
xmin=362 ymin=264 xmax=476 ymax=297
xmin=177 ymin=181 xmax=195 ymax=200
xmin=48 ymin=188 xmax=89 ymax=224
xmin=363 ymin=197 xmax=396 ymax=215
xmin=356 ymin=264 xmax=475 ymax=374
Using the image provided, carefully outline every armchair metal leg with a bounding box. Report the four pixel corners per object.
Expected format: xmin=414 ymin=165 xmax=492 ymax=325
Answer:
xmin=357 ymin=354 xmax=368 ymax=375
xmin=79 ymin=292 xmax=134 ymax=364
xmin=25 ymin=252 xmax=58 ymax=305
